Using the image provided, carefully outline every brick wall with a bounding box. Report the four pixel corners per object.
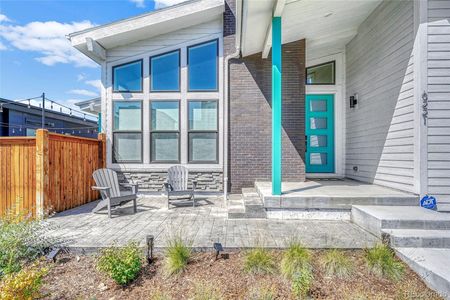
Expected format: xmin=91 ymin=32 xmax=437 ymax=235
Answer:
xmin=228 ymin=40 xmax=306 ymax=193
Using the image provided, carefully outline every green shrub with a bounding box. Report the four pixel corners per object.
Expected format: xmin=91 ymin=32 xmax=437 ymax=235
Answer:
xmin=190 ymin=281 xmax=223 ymax=300
xmin=0 ymin=264 xmax=48 ymax=300
xmin=243 ymin=247 xmax=276 ymax=275
xmin=291 ymin=267 xmax=314 ymax=299
xmin=0 ymin=208 xmax=63 ymax=277
xmin=365 ymin=244 xmax=404 ymax=281
xmin=280 ymin=241 xmax=311 ymax=280
xmin=164 ymin=235 xmax=191 ymax=276
xmin=97 ymin=242 xmax=142 ymax=285
xmin=321 ymin=249 xmax=353 ymax=278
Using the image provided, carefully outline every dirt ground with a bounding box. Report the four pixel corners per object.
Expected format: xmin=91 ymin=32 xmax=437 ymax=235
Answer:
xmin=41 ymin=250 xmax=443 ymax=300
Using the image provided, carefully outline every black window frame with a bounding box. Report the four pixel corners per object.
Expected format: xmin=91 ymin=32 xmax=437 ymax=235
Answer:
xmin=150 ymin=100 xmax=181 ymax=163
xmin=187 ymin=39 xmax=219 ymax=92
xmin=112 ymin=100 xmax=143 ymax=163
xmin=305 ymin=60 xmax=336 ymax=85
xmin=187 ymin=99 xmax=219 ymax=164
xmin=112 ymin=59 xmax=144 ymax=93
xmin=149 ymin=49 xmax=181 ymax=93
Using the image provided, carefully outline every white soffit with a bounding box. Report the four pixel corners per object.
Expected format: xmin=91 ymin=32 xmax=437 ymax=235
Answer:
xmin=69 ymin=0 xmax=225 ymax=63
xmin=242 ymin=0 xmax=383 ymax=57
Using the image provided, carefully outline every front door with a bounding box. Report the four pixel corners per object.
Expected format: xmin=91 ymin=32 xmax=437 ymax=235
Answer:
xmin=305 ymin=94 xmax=334 ymax=173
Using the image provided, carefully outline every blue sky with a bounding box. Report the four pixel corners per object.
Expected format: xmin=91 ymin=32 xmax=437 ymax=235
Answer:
xmin=0 ymin=0 xmax=183 ymax=110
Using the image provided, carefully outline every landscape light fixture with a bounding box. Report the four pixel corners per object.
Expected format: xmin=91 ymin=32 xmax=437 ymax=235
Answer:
xmin=350 ymin=93 xmax=358 ymax=108
xmin=213 ymin=242 xmax=228 ymax=260
xmin=146 ymin=235 xmax=154 ymax=264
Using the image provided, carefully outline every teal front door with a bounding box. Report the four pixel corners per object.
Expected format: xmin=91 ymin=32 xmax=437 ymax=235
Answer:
xmin=305 ymin=94 xmax=335 ymax=173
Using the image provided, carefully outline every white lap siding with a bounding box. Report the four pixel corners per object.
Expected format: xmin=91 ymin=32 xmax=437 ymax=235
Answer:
xmin=345 ymin=0 xmax=415 ymax=192
xmin=427 ymin=0 xmax=450 ymax=206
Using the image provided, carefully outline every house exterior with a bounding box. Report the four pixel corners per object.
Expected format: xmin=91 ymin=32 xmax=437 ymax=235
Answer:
xmin=0 ymin=98 xmax=98 ymax=138
xmin=68 ymin=0 xmax=450 ymax=210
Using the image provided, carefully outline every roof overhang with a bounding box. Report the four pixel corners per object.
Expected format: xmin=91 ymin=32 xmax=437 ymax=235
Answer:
xmin=241 ymin=0 xmax=383 ymax=58
xmin=68 ymin=0 xmax=225 ymax=64
xmin=75 ymin=97 xmax=101 ymax=114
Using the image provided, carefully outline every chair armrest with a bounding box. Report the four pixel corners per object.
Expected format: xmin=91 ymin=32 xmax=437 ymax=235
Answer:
xmin=92 ymin=186 xmax=111 ymax=191
xmin=120 ymin=183 xmax=138 ymax=194
xmin=192 ymin=180 xmax=197 ymax=191
xmin=164 ymin=182 xmax=173 ymax=192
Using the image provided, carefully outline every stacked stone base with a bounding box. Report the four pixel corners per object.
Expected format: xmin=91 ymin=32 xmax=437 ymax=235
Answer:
xmin=117 ymin=171 xmax=223 ymax=192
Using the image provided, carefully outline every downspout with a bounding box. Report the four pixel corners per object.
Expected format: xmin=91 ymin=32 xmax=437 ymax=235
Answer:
xmin=223 ymin=0 xmax=242 ymax=201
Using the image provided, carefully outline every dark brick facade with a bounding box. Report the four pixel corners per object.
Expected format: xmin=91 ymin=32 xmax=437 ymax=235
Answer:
xmin=223 ymin=0 xmax=306 ymax=193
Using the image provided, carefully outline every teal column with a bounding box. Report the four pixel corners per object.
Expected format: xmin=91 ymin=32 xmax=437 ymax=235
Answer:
xmin=98 ymin=112 xmax=102 ymax=133
xmin=272 ymin=17 xmax=282 ymax=195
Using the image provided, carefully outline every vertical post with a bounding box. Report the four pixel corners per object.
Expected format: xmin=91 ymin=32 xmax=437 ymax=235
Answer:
xmin=272 ymin=17 xmax=282 ymax=195
xmin=98 ymin=133 xmax=106 ymax=168
xmin=98 ymin=112 xmax=102 ymax=133
xmin=36 ymin=129 xmax=49 ymax=218
xmin=41 ymin=92 xmax=45 ymax=129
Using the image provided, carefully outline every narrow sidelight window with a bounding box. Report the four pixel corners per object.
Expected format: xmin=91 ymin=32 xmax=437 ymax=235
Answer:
xmin=113 ymin=60 xmax=143 ymax=92
xmin=112 ymin=101 xmax=142 ymax=162
xmin=187 ymin=40 xmax=218 ymax=91
xmin=306 ymin=61 xmax=335 ymax=85
xmin=150 ymin=50 xmax=180 ymax=92
xmin=188 ymin=100 xmax=218 ymax=163
xmin=150 ymin=101 xmax=180 ymax=162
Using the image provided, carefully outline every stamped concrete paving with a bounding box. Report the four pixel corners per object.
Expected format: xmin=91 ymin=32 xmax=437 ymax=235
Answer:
xmin=47 ymin=196 xmax=379 ymax=251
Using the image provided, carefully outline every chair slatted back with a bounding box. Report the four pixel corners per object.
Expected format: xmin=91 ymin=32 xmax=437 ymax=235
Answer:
xmin=93 ymin=168 xmax=121 ymax=198
xmin=167 ymin=165 xmax=189 ymax=191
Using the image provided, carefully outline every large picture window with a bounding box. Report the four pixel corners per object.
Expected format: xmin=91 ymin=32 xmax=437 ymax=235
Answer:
xmin=113 ymin=101 xmax=142 ymax=163
xmin=306 ymin=61 xmax=335 ymax=85
xmin=151 ymin=101 xmax=180 ymax=162
xmin=113 ymin=60 xmax=143 ymax=92
xmin=150 ymin=50 xmax=180 ymax=92
xmin=187 ymin=40 xmax=218 ymax=91
xmin=188 ymin=100 xmax=218 ymax=162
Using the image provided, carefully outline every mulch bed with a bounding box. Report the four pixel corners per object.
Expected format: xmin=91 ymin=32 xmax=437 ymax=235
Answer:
xmin=41 ymin=250 xmax=443 ymax=300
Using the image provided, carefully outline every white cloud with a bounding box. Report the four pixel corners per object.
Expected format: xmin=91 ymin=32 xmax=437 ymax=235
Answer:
xmin=68 ymin=89 xmax=98 ymax=97
xmin=0 ymin=20 xmax=97 ymax=67
xmin=154 ymin=0 xmax=188 ymax=9
xmin=0 ymin=41 xmax=6 ymax=50
xmin=85 ymin=79 xmax=102 ymax=91
xmin=0 ymin=14 xmax=11 ymax=23
xmin=77 ymin=74 xmax=86 ymax=81
xmin=129 ymin=0 xmax=145 ymax=8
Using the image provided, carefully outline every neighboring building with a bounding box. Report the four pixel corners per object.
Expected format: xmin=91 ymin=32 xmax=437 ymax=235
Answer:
xmin=68 ymin=0 xmax=450 ymax=209
xmin=0 ymin=98 xmax=98 ymax=138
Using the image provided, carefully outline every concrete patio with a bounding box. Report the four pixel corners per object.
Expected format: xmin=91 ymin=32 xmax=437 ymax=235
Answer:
xmin=47 ymin=195 xmax=379 ymax=252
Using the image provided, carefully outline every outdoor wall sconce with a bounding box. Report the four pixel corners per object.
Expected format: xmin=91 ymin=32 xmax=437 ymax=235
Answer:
xmin=146 ymin=235 xmax=154 ymax=264
xmin=350 ymin=93 xmax=358 ymax=108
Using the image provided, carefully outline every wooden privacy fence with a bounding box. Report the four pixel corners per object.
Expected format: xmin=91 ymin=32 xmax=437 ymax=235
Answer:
xmin=0 ymin=129 xmax=106 ymax=217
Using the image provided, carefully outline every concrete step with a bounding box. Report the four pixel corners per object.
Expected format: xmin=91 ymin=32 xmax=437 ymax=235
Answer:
xmin=352 ymin=205 xmax=450 ymax=238
xmin=439 ymin=203 xmax=450 ymax=213
xmin=395 ymin=248 xmax=450 ymax=299
xmin=383 ymin=229 xmax=450 ymax=248
xmin=227 ymin=191 xmax=267 ymax=219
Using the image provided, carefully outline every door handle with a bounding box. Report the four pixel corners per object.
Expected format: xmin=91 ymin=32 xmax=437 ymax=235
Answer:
xmin=305 ymin=135 xmax=308 ymax=150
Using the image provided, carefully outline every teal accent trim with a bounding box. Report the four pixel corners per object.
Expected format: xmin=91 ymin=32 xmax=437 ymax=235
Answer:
xmin=305 ymin=94 xmax=335 ymax=173
xmin=272 ymin=17 xmax=282 ymax=195
xmin=98 ymin=112 xmax=102 ymax=133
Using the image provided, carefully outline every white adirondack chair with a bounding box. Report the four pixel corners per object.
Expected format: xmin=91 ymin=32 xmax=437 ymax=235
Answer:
xmin=91 ymin=168 xmax=138 ymax=218
xmin=164 ymin=165 xmax=197 ymax=209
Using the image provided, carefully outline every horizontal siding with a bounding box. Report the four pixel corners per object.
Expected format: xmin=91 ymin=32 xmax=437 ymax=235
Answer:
xmin=345 ymin=0 xmax=415 ymax=192
xmin=106 ymin=19 xmax=222 ymax=62
xmin=428 ymin=0 xmax=450 ymax=205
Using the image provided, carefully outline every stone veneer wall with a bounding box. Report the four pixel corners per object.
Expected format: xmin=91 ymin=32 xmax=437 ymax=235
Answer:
xmin=227 ymin=40 xmax=306 ymax=193
xmin=117 ymin=171 xmax=223 ymax=192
